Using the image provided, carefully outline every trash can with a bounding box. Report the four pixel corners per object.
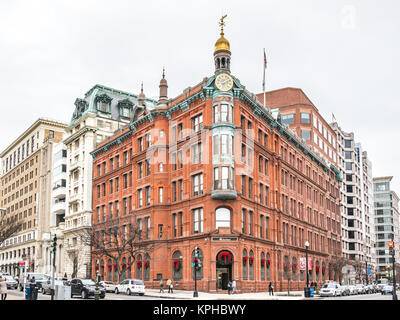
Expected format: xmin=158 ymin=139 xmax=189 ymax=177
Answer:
xmin=64 ymin=285 xmax=71 ymax=300
xmin=310 ymin=288 xmax=314 ymax=298
xmin=25 ymin=286 xmax=30 ymax=300
xmin=55 ymin=285 xmax=71 ymax=300
xmin=55 ymin=285 xmax=63 ymax=300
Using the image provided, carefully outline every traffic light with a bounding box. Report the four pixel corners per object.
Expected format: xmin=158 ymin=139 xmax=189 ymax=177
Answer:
xmin=388 ymin=241 xmax=394 ymax=253
xmin=52 ymin=235 xmax=57 ymax=252
xmin=195 ymin=246 xmax=199 ymax=258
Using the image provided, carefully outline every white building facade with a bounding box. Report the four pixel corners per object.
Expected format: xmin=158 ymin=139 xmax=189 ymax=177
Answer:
xmin=0 ymin=119 xmax=67 ymax=277
xmin=63 ymin=84 xmax=156 ymax=278
xmin=330 ymin=123 xmax=375 ymax=283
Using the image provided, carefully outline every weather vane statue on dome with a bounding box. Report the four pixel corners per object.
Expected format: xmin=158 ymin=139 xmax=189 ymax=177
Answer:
xmin=219 ymin=14 xmax=227 ymax=35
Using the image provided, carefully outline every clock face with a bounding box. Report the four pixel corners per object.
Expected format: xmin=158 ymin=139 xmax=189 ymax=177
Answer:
xmin=215 ymin=73 xmax=233 ymax=92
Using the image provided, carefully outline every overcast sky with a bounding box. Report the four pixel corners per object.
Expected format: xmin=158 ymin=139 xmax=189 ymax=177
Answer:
xmin=0 ymin=0 xmax=399 ymax=194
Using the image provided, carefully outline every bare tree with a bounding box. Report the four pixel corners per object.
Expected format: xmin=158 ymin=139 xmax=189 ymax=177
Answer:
xmin=66 ymin=231 xmax=91 ymax=278
xmin=0 ymin=209 xmax=23 ymax=246
xmin=83 ymin=216 xmax=156 ymax=283
xmin=329 ymin=255 xmax=349 ymax=283
xmin=352 ymin=259 xmax=364 ymax=282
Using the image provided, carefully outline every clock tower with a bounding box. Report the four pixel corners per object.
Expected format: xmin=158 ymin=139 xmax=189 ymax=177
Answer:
xmin=214 ymin=15 xmax=231 ymax=74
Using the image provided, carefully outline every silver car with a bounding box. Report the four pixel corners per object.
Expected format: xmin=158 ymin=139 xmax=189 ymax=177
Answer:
xmin=41 ymin=277 xmax=69 ymax=295
xmin=3 ymin=275 xmax=18 ymax=289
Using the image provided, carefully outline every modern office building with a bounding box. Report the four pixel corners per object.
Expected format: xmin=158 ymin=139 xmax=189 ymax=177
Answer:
xmin=62 ymin=84 xmax=156 ymax=278
xmin=90 ymin=18 xmax=342 ymax=293
xmin=373 ymin=176 xmax=399 ymax=280
xmin=0 ymin=119 xmax=67 ymax=276
xmin=256 ymin=87 xmax=339 ymax=168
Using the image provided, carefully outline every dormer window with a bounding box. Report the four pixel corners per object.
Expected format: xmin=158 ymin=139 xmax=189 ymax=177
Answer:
xmin=98 ymin=101 xmax=110 ymax=113
xmin=118 ymin=98 xmax=133 ymax=119
xmin=121 ymin=107 xmax=130 ymax=118
xmin=95 ymin=93 xmax=112 ymax=113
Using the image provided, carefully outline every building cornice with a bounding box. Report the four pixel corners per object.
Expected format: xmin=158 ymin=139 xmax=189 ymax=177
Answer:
xmin=63 ymin=126 xmax=98 ymax=145
xmin=0 ymin=118 xmax=68 ymax=157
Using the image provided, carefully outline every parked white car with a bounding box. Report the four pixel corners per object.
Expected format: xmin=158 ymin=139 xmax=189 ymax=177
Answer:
xmin=348 ymin=285 xmax=358 ymax=295
xmin=115 ymin=279 xmax=145 ymax=296
xmin=320 ymin=282 xmax=341 ymax=297
xmin=355 ymin=283 xmax=366 ymax=294
xmin=99 ymin=281 xmax=116 ymax=293
xmin=381 ymin=285 xmax=393 ymax=295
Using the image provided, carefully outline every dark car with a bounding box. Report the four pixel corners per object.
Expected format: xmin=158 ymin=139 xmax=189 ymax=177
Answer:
xmin=70 ymin=278 xmax=105 ymax=299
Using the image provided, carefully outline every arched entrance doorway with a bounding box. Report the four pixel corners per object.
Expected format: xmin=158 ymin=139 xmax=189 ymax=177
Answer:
xmin=216 ymin=250 xmax=233 ymax=291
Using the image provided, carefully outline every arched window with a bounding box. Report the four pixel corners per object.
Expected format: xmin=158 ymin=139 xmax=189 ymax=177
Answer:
xmin=172 ymin=251 xmax=183 ymax=280
xmin=107 ymin=259 xmax=112 ymax=281
xmin=191 ymin=248 xmax=203 ymax=280
xmin=215 ymin=207 xmax=231 ymax=228
xmin=309 ymin=259 xmax=314 ymax=282
xmin=260 ymin=252 xmax=265 ymax=281
xmin=283 ymin=255 xmax=290 ymax=280
xmin=292 ymin=257 xmax=297 ymax=281
xmin=136 ymin=254 xmax=142 ymax=280
xmin=242 ymin=249 xmax=248 ymax=280
xmin=144 ymin=253 xmax=150 ymax=281
xmin=113 ymin=261 xmax=118 ymax=283
xmin=266 ymin=252 xmax=271 ymax=281
xmin=249 ymin=250 xmax=254 ymax=280
xmin=100 ymin=260 xmax=104 ymax=281
xmin=121 ymin=257 xmax=127 ymax=281
xmin=315 ymin=260 xmax=320 ymax=282
xmin=127 ymin=257 xmax=132 ymax=279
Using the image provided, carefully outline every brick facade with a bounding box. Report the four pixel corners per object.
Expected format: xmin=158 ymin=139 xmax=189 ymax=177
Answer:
xmin=90 ymin=26 xmax=342 ymax=293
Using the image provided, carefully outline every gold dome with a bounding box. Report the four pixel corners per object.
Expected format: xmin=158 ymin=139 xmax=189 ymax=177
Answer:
xmin=214 ymin=33 xmax=230 ymax=52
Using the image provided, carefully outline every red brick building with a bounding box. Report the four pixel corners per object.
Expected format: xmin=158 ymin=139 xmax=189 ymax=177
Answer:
xmin=90 ymin=18 xmax=341 ymax=292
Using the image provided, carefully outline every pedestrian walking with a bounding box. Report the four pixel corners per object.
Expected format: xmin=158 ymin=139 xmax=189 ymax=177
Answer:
xmin=227 ymin=281 xmax=232 ymax=295
xmin=232 ymin=280 xmax=236 ymax=294
xmin=0 ymin=276 xmax=8 ymax=300
xmin=159 ymin=279 xmax=164 ymax=293
xmin=167 ymin=279 xmax=173 ymax=293
xmin=268 ymin=282 xmax=274 ymax=296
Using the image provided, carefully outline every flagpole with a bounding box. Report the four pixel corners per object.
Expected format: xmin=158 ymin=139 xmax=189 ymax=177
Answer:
xmin=263 ymin=48 xmax=266 ymax=108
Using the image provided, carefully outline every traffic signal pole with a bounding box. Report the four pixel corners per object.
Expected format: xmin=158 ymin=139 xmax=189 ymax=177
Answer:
xmin=388 ymin=239 xmax=397 ymax=300
xmin=193 ymin=246 xmax=199 ymax=297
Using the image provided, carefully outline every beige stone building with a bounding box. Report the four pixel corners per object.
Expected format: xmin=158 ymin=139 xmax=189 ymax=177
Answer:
xmin=0 ymin=118 xmax=67 ymax=277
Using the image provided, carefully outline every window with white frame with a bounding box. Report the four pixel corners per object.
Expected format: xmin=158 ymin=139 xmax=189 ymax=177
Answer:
xmin=215 ymin=207 xmax=231 ymax=228
xmin=193 ymin=208 xmax=203 ymax=233
xmin=193 ymin=173 xmax=203 ymax=196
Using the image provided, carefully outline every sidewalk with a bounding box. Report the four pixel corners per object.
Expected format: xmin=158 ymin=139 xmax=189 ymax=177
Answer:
xmin=144 ymin=289 xmax=313 ymax=300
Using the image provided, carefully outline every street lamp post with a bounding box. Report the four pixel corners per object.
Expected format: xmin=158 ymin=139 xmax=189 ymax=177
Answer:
xmin=51 ymin=234 xmax=57 ymax=301
xmin=363 ymin=247 xmax=368 ymax=286
xmin=305 ymin=241 xmax=310 ymax=298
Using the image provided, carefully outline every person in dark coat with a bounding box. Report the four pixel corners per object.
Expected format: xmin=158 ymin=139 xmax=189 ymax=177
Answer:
xmin=227 ymin=281 xmax=232 ymax=295
xmin=268 ymin=282 xmax=274 ymax=296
